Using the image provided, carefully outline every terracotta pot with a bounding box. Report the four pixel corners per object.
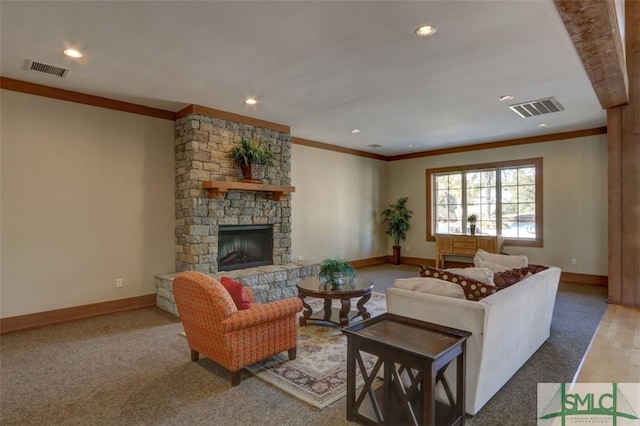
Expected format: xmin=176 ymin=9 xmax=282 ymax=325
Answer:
xmin=392 ymin=246 xmax=401 ymax=265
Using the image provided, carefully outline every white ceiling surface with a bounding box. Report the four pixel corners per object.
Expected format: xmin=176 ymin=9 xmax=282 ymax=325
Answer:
xmin=0 ymin=1 xmax=606 ymax=156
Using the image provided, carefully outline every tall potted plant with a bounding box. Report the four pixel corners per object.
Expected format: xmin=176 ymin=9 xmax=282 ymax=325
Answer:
xmin=381 ymin=197 xmax=413 ymax=265
xmin=227 ymin=136 xmax=275 ymax=183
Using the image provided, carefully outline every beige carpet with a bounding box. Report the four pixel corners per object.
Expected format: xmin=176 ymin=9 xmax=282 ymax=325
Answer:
xmin=245 ymin=292 xmax=387 ymax=408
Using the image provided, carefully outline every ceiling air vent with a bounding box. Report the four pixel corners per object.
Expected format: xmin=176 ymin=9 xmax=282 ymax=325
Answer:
xmin=365 ymin=144 xmax=383 ymax=149
xmin=25 ymin=59 xmax=69 ymax=78
xmin=509 ymin=97 xmax=564 ymax=118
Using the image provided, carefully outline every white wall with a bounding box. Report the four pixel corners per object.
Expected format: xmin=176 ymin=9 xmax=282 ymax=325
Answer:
xmin=291 ymin=144 xmax=388 ymax=263
xmin=0 ymin=90 xmax=176 ymax=317
xmin=386 ymin=135 xmax=608 ymax=275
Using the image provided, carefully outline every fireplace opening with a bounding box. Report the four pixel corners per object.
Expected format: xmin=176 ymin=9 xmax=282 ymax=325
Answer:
xmin=217 ymin=225 xmax=273 ymax=271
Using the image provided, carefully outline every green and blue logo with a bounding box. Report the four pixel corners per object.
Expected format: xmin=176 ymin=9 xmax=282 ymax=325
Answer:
xmin=538 ymin=383 xmax=639 ymax=425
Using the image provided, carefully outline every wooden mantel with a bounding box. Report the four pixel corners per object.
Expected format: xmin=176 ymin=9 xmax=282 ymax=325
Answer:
xmin=203 ymin=181 xmax=295 ymax=201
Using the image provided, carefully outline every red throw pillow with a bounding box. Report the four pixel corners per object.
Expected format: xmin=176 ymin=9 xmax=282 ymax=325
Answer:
xmin=419 ymin=265 xmax=497 ymax=301
xmin=493 ymin=269 xmax=525 ymax=289
xmin=220 ymin=276 xmax=251 ymax=310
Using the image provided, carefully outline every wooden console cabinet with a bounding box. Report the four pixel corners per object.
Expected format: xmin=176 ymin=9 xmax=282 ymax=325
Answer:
xmin=435 ymin=235 xmax=503 ymax=268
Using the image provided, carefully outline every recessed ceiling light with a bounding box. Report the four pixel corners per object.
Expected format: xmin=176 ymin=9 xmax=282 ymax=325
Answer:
xmin=63 ymin=49 xmax=83 ymax=58
xmin=245 ymin=98 xmax=257 ymax=105
xmin=415 ymin=25 xmax=437 ymax=37
xmin=351 ymin=129 xmax=361 ymax=134
xmin=538 ymin=123 xmax=549 ymax=127
xmin=499 ymin=95 xmax=514 ymax=102
xmin=408 ymin=144 xmax=414 ymax=148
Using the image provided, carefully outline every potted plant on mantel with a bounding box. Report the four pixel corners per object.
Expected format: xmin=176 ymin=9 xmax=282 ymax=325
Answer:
xmin=227 ymin=136 xmax=275 ymax=183
xmin=318 ymin=257 xmax=357 ymax=290
xmin=381 ymin=197 xmax=413 ymax=265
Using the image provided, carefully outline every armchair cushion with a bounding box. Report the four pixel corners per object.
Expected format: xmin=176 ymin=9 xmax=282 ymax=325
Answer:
xmin=220 ymin=276 xmax=252 ymax=310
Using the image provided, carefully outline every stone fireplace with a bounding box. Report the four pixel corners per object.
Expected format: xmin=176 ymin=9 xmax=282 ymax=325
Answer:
xmin=174 ymin=106 xmax=292 ymax=273
xmin=156 ymin=106 xmax=320 ymax=314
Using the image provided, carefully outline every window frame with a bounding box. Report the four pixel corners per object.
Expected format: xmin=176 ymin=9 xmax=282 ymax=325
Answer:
xmin=426 ymin=157 xmax=543 ymax=247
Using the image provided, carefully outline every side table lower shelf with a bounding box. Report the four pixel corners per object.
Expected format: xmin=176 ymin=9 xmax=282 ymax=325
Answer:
xmin=357 ymin=385 xmax=459 ymax=425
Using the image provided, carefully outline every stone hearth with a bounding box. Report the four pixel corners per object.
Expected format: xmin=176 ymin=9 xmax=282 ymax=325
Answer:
xmin=156 ymin=261 xmax=320 ymax=316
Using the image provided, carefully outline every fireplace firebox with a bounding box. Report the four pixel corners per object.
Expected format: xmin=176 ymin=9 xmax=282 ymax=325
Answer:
xmin=217 ymin=225 xmax=273 ymax=271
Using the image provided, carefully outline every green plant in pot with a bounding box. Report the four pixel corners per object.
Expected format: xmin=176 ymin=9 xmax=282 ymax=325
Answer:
xmin=227 ymin=136 xmax=275 ymax=183
xmin=468 ymin=214 xmax=478 ymax=235
xmin=381 ymin=197 xmax=413 ymax=265
xmin=318 ymin=257 xmax=357 ymax=290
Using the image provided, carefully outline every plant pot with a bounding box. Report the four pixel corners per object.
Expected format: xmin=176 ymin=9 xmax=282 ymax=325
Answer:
xmin=470 ymin=224 xmax=476 ymax=235
xmin=392 ymin=246 xmax=401 ymax=265
xmin=240 ymin=163 xmax=265 ymax=183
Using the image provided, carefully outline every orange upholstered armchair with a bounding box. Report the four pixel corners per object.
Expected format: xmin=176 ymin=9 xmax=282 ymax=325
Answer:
xmin=172 ymin=271 xmax=303 ymax=385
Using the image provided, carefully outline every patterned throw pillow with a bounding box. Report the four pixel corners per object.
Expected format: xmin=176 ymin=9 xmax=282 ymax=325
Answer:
xmin=492 ymin=269 xmax=525 ymax=289
xmin=492 ymin=264 xmax=550 ymax=289
xmin=526 ymin=264 xmax=549 ymax=274
xmin=419 ymin=265 xmax=497 ymax=301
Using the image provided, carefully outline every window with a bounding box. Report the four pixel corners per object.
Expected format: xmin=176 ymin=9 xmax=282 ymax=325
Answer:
xmin=426 ymin=158 xmax=543 ymax=247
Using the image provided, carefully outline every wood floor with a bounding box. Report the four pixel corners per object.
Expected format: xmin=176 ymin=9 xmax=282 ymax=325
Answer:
xmin=574 ymin=303 xmax=640 ymax=383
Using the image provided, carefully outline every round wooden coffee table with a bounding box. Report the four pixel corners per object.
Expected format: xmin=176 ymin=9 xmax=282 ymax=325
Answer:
xmin=296 ymin=277 xmax=374 ymax=327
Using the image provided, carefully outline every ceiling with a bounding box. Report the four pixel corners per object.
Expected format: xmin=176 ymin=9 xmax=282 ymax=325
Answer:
xmin=0 ymin=1 xmax=606 ymax=156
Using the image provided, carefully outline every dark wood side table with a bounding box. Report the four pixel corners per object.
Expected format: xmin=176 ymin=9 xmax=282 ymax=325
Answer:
xmin=343 ymin=313 xmax=471 ymax=426
xmin=296 ymin=277 xmax=373 ymax=327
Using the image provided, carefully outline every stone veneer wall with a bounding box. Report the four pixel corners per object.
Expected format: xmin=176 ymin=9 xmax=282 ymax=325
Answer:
xmin=174 ymin=113 xmax=292 ymax=273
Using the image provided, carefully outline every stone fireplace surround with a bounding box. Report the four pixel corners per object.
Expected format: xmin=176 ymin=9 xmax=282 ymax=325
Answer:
xmin=156 ymin=106 xmax=319 ymax=314
xmin=174 ymin=110 xmax=292 ymax=273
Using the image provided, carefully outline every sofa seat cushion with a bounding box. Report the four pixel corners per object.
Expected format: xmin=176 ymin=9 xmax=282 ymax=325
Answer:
xmin=419 ymin=265 xmax=497 ymax=301
xmin=393 ymin=277 xmax=466 ymax=299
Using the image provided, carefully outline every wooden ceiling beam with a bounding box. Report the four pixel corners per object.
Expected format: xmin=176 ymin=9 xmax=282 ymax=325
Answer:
xmin=554 ymin=0 xmax=629 ymax=109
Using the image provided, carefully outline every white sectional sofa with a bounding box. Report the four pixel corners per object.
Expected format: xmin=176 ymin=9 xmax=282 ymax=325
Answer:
xmin=386 ymin=265 xmax=561 ymax=415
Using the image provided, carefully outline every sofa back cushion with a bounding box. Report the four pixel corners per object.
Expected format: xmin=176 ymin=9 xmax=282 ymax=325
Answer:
xmin=474 ymin=258 xmax=512 ymax=273
xmin=443 ymin=267 xmax=495 ymax=286
xmin=474 ymin=249 xmax=528 ymax=269
xmin=393 ymin=277 xmax=466 ymax=299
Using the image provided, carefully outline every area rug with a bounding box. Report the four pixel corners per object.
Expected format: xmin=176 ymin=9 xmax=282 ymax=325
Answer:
xmin=245 ymin=292 xmax=387 ymax=409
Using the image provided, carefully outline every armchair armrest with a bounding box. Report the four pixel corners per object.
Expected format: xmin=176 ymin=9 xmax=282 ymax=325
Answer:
xmin=222 ymin=297 xmax=303 ymax=332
